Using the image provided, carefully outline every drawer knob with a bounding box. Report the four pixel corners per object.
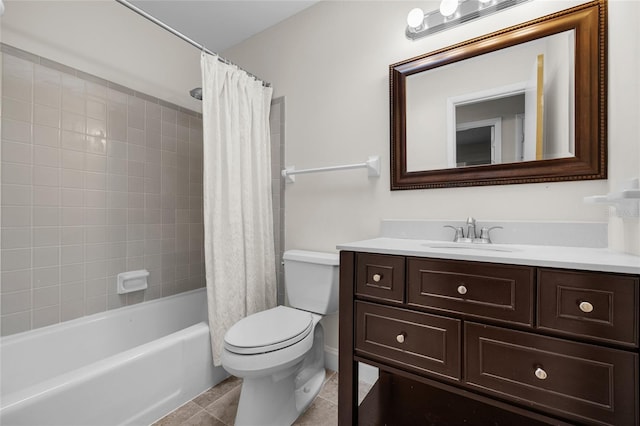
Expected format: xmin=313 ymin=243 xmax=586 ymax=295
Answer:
xmin=534 ymin=367 xmax=548 ymax=380
xmin=396 ymin=333 xmax=406 ymax=344
xmin=579 ymin=301 xmax=594 ymax=313
xmin=372 ymin=273 xmax=382 ymax=283
xmin=457 ymin=285 xmax=467 ymax=295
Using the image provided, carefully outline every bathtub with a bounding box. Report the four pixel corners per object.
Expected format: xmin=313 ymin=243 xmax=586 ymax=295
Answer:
xmin=0 ymin=288 xmax=228 ymax=426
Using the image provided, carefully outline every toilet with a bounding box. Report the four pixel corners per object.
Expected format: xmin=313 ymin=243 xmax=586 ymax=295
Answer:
xmin=221 ymin=250 xmax=340 ymax=426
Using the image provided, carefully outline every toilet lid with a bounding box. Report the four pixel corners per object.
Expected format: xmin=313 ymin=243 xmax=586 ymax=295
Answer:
xmin=224 ymin=306 xmax=314 ymax=355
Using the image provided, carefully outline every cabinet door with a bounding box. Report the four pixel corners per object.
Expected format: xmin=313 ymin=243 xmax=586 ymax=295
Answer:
xmin=538 ymin=268 xmax=639 ymax=347
xmin=465 ymin=322 xmax=638 ymax=426
xmin=408 ymin=258 xmax=534 ymax=326
xmin=355 ymin=301 xmax=461 ymax=381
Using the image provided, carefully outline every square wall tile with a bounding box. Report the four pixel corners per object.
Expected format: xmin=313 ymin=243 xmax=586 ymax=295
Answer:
xmin=2 ymin=141 xmax=32 ymax=165
xmin=33 ymin=227 xmax=60 ymax=247
xmin=1 ymin=248 xmax=32 ymax=271
xmin=33 ymin=165 xmax=59 ymax=187
xmin=2 ymin=184 xmax=32 ymax=206
xmin=1 ymin=269 xmax=32 ymax=293
xmin=2 ymin=206 xmax=32 ymax=227
xmin=1 ymin=227 xmax=32 ymax=249
xmin=2 ymin=163 xmax=32 ymax=186
xmin=33 ymin=266 xmax=60 ymax=288
xmin=34 ymin=286 xmax=60 ymax=309
xmin=1 ymin=311 xmax=32 ymax=336
xmin=34 ymin=104 xmax=60 ymax=128
xmin=34 ymin=145 xmax=61 ymax=168
xmin=33 ymin=306 xmax=60 ymax=329
xmin=33 ymin=124 xmax=59 ymax=147
xmin=1 ymin=290 xmax=32 ymax=315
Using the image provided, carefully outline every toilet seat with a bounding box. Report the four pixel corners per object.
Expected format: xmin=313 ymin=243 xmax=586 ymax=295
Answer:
xmin=224 ymin=306 xmax=313 ymax=355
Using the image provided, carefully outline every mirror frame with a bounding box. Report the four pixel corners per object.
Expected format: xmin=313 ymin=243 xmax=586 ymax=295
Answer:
xmin=390 ymin=0 xmax=607 ymax=190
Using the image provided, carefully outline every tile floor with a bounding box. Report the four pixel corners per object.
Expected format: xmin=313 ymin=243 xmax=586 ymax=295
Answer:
xmin=152 ymin=370 xmax=353 ymax=426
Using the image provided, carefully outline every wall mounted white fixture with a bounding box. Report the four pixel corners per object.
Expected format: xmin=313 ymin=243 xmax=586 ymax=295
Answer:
xmin=282 ymin=156 xmax=380 ymax=184
xmin=406 ymin=0 xmax=531 ymax=40
xmin=117 ymin=270 xmax=150 ymax=294
xmin=584 ymin=178 xmax=640 ymax=218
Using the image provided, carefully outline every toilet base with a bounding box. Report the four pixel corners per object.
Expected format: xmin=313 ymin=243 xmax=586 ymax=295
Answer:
xmin=233 ymin=324 xmax=325 ymax=426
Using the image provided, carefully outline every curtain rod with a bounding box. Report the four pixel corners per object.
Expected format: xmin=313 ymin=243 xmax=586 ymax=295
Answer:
xmin=115 ymin=0 xmax=270 ymax=87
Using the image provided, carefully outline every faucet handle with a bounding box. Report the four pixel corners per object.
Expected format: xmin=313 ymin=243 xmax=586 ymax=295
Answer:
xmin=444 ymin=225 xmax=465 ymax=242
xmin=479 ymin=226 xmax=503 ymax=243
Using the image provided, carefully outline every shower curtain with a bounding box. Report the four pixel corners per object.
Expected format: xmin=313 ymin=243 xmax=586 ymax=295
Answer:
xmin=200 ymin=52 xmax=277 ymax=366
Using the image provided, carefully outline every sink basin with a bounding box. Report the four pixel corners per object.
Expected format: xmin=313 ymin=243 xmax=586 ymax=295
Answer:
xmin=421 ymin=242 xmax=518 ymax=252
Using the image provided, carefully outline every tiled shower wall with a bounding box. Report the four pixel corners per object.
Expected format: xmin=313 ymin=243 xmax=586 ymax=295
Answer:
xmin=0 ymin=45 xmax=207 ymax=336
xmin=0 ymin=45 xmax=286 ymax=336
xmin=0 ymin=46 xmax=287 ymax=336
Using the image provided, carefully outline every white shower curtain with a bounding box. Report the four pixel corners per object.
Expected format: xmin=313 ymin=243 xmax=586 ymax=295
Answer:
xmin=200 ymin=52 xmax=277 ymax=366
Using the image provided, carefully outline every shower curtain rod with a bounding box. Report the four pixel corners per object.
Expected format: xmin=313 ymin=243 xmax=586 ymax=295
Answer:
xmin=115 ymin=0 xmax=270 ymax=87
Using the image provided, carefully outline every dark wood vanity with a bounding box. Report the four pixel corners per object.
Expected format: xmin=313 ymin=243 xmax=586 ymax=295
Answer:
xmin=338 ymin=251 xmax=639 ymax=425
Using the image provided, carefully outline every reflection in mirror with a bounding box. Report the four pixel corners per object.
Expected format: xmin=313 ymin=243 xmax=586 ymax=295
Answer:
xmin=406 ymin=31 xmax=575 ymax=172
xmin=391 ymin=0 xmax=606 ymax=189
xmin=456 ymin=116 xmax=504 ymax=167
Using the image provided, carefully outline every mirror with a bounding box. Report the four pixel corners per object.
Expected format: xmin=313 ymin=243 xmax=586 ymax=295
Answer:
xmin=391 ymin=0 xmax=606 ymax=189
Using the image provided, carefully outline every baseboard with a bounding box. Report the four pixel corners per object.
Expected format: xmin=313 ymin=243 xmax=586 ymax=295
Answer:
xmin=324 ymin=346 xmax=339 ymax=372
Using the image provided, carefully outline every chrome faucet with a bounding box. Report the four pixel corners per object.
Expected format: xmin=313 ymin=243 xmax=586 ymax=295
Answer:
xmin=466 ymin=217 xmax=477 ymax=240
xmin=444 ymin=217 xmax=502 ymax=244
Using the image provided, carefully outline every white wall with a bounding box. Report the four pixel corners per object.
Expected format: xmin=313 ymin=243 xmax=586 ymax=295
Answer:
xmin=1 ymin=0 xmax=202 ymax=112
xmin=223 ymin=0 xmax=640 ymax=350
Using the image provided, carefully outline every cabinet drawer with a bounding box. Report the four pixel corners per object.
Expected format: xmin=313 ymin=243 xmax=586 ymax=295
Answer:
xmin=355 ymin=301 xmax=461 ymax=381
xmin=356 ymin=253 xmax=405 ymax=303
xmin=407 ymin=258 xmax=534 ymax=326
xmin=465 ymin=322 xmax=638 ymax=426
xmin=538 ymin=269 xmax=639 ymax=347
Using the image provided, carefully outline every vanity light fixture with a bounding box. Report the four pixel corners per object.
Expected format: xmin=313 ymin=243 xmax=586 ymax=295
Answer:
xmin=406 ymin=0 xmax=531 ymax=40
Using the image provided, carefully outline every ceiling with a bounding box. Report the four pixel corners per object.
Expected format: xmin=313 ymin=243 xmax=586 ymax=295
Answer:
xmin=128 ymin=0 xmax=320 ymax=54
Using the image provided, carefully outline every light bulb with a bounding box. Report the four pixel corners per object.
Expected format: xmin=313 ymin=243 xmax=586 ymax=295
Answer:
xmin=407 ymin=8 xmax=425 ymax=29
xmin=439 ymin=0 xmax=459 ymax=17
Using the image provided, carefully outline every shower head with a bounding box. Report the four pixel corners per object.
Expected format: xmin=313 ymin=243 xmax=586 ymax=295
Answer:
xmin=190 ymin=87 xmax=202 ymax=100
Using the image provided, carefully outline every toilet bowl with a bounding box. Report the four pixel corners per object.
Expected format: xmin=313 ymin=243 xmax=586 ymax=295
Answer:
xmin=221 ymin=250 xmax=339 ymax=426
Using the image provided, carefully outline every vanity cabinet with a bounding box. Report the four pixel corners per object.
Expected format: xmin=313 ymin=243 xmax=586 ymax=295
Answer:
xmin=338 ymin=251 xmax=640 ymax=426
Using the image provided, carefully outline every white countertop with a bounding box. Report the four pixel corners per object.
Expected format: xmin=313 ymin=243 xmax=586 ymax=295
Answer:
xmin=337 ymin=237 xmax=640 ymax=275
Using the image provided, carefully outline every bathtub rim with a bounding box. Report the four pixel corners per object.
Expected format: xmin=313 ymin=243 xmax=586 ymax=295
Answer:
xmin=0 ymin=288 xmax=207 ymax=344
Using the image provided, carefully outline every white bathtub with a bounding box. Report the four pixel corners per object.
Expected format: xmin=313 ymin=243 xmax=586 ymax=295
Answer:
xmin=0 ymin=288 xmax=228 ymax=426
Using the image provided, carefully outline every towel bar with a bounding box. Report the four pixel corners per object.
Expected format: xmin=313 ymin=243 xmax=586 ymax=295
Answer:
xmin=281 ymin=156 xmax=380 ymax=183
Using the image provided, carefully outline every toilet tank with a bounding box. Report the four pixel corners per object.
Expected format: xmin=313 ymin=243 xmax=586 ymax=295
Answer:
xmin=283 ymin=250 xmax=339 ymax=315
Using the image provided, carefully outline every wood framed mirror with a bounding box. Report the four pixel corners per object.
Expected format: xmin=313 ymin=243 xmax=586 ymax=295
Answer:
xmin=390 ymin=0 xmax=607 ymax=189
